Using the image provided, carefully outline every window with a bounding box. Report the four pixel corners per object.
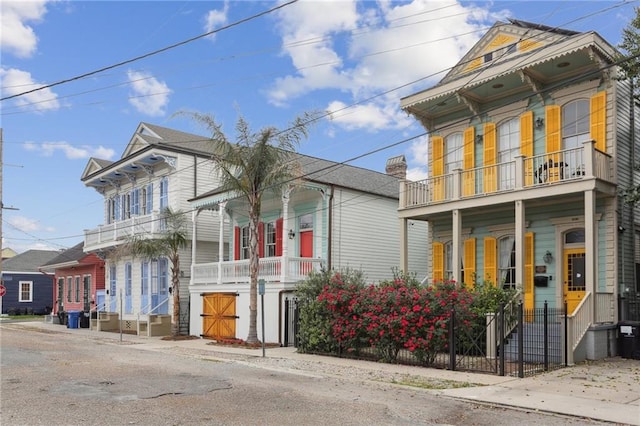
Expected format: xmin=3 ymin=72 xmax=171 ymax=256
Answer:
xmin=114 ymin=196 xmax=121 ymax=221
xmin=19 ymin=281 xmax=32 ymax=302
xmin=121 ymin=193 xmax=130 ymax=220
xmin=159 ymin=177 xmax=169 ymax=210
xmin=125 ymin=263 xmax=132 ymax=297
xmin=265 ymin=222 xmax=276 ymax=257
xmin=241 ymin=226 xmax=250 ymax=260
xmin=497 ymin=118 xmax=519 ymax=190
xmin=67 ymin=277 xmax=73 ymax=302
xmin=145 ymin=183 xmax=153 ymax=214
xmin=445 ymin=133 xmax=463 ymax=173
xmin=109 ymin=265 xmax=117 ymax=297
xmin=131 ymin=188 xmax=140 ymax=216
xmin=83 ymin=276 xmax=91 ymax=310
xmin=299 ymin=213 xmax=313 ymax=230
xmin=444 ymin=241 xmax=453 ymax=280
xmin=141 ymin=262 xmax=149 ymax=296
xmin=158 ymin=258 xmax=169 ymax=296
xmin=75 ymin=276 xmax=81 ymax=302
xmin=562 ymin=99 xmax=590 ymax=150
xmin=498 ymin=236 xmax=516 ymax=289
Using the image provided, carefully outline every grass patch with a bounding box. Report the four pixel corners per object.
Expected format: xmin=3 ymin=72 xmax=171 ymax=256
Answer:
xmin=389 ymin=375 xmax=484 ymax=390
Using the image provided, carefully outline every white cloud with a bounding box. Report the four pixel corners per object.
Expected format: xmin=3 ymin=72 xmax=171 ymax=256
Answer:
xmin=0 ymin=0 xmax=48 ymax=58
xmin=204 ymin=1 xmax=229 ymax=41
xmin=327 ymin=100 xmax=413 ymax=131
xmin=268 ymin=0 xmax=492 ymax=132
xmin=23 ymin=141 xmax=116 ymax=160
xmin=127 ymin=70 xmax=172 ymax=116
xmin=404 ymin=136 xmax=429 ymax=181
xmin=7 ymin=216 xmax=54 ymax=233
xmin=0 ymin=67 xmax=60 ymax=112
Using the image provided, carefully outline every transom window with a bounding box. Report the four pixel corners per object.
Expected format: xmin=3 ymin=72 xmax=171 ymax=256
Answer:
xmin=445 ymin=133 xmax=463 ymax=173
xmin=299 ymin=213 xmax=313 ymax=230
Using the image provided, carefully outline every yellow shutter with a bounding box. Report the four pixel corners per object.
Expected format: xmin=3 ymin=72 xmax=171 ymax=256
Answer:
xmin=524 ymin=232 xmax=535 ymax=314
xmin=464 ymin=238 xmax=476 ymax=288
xmin=590 ymin=91 xmax=607 ymax=152
xmin=432 ymin=136 xmax=445 ymax=201
xmin=483 ymin=123 xmax=497 ymax=193
xmin=433 ymin=241 xmax=444 ymax=282
xmin=463 ymin=127 xmax=475 ymax=196
xmin=545 ymin=105 xmax=561 ymax=182
xmin=520 ymin=111 xmax=534 ymax=185
xmin=484 ymin=237 xmax=497 ymax=286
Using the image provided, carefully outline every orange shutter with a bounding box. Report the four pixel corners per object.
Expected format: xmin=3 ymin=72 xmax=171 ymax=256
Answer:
xmin=524 ymin=232 xmax=535 ymax=314
xmin=484 ymin=237 xmax=497 ymax=285
xmin=463 ymin=127 xmax=475 ymax=196
xmin=463 ymin=238 xmax=476 ymax=288
xmin=520 ymin=111 xmax=534 ymax=185
xmin=590 ymin=91 xmax=607 ymax=152
xmin=545 ymin=106 xmax=562 ymax=182
xmin=483 ymin=123 xmax=497 ymax=193
xmin=431 ymin=136 xmax=445 ymax=201
xmin=432 ymin=242 xmax=444 ymax=282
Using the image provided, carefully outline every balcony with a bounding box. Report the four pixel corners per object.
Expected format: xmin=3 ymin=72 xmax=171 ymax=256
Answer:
xmin=400 ymin=142 xmax=614 ymax=212
xmin=84 ymin=212 xmax=161 ymax=252
xmin=192 ymin=256 xmax=323 ymax=286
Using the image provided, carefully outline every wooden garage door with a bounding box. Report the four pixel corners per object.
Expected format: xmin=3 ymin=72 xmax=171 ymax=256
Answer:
xmin=202 ymin=293 xmax=237 ymax=340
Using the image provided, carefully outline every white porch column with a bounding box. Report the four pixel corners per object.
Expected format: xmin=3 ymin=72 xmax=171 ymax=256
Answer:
xmin=281 ymin=187 xmax=292 ymax=283
xmin=400 ymin=218 xmax=408 ymax=273
xmin=585 ymin=189 xmax=596 ymax=313
xmin=191 ymin=210 xmax=198 ymax=282
xmin=452 ymin=209 xmax=461 ymax=283
xmin=218 ymin=202 xmax=226 ymax=285
xmin=515 ymin=200 xmax=525 ymax=296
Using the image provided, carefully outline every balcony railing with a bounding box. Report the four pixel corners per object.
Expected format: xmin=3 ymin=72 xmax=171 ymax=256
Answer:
xmin=401 ymin=141 xmax=613 ymax=209
xmin=84 ymin=212 xmax=160 ymax=249
xmin=192 ymin=256 xmax=323 ymax=285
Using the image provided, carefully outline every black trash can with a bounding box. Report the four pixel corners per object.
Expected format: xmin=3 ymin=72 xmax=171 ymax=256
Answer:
xmin=58 ymin=311 xmax=68 ymax=326
xmin=79 ymin=311 xmax=90 ymax=328
xmin=618 ymin=321 xmax=640 ymax=359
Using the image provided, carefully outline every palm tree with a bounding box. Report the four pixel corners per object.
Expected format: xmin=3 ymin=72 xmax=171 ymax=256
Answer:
xmin=185 ymin=112 xmax=316 ymax=344
xmin=121 ymin=207 xmax=188 ymax=336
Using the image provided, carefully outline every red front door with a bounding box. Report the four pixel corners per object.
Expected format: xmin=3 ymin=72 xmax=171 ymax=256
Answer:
xmin=300 ymin=231 xmax=313 ymax=275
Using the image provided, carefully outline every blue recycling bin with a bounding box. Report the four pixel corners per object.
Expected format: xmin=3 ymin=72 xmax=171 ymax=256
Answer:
xmin=67 ymin=311 xmax=80 ymax=329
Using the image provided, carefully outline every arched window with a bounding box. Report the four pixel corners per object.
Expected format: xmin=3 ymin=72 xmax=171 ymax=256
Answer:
xmin=497 ymin=118 xmax=519 ymax=189
xmin=562 ymin=99 xmax=590 ymax=150
xmin=445 ymin=133 xmax=463 ymax=173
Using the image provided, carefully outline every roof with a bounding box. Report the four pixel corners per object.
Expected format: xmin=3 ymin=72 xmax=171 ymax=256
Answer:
xmin=2 ymin=249 xmax=61 ymax=273
xmin=39 ymin=242 xmax=91 ymax=270
xmin=191 ymin=151 xmax=401 ymax=208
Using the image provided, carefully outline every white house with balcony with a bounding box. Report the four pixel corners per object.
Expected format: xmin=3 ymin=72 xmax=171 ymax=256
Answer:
xmin=188 ymin=153 xmax=428 ymax=344
xmin=81 ymin=122 xmax=224 ymax=335
xmin=397 ymin=19 xmax=639 ymax=363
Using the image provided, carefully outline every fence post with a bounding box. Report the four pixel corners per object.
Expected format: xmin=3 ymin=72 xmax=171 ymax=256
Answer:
xmin=543 ymin=301 xmax=549 ymax=371
xmin=284 ymin=298 xmax=290 ymax=347
xmin=564 ymin=301 xmax=568 ymax=366
xmin=293 ymin=299 xmax=300 ymax=347
xmin=499 ymin=303 xmax=505 ymax=376
xmin=518 ymin=302 xmax=524 ymax=378
xmin=448 ymin=308 xmax=456 ymax=371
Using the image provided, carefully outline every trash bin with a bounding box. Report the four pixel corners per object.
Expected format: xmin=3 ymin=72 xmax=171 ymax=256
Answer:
xmin=58 ymin=311 xmax=68 ymax=326
xmin=67 ymin=311 xmax=80 ymax=329
xmin=618 ymin=321 xmax=640 ymax=359
xmin=79 ymin=311 xmax=90 ymax=328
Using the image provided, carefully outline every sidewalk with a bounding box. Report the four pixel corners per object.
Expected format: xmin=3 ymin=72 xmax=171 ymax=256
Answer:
xmin=5 ymin=319 xmax=640 ymax=425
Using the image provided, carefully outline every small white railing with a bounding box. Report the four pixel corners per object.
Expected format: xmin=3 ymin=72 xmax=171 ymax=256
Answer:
xmin=192 ymin=256 xmax=323 ymax=285
xmin=136 ymin=297 xmax=170 ymax=336
xmin=565 ymin=291 xmax=592 ymax=365
xmin=84 ymin=212 xmax=160 ymax=249
xmin=88 ymin=302 xmax=107 ymax=330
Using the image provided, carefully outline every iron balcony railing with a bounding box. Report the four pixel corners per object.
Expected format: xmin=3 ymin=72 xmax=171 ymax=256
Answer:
xmin=400 ymin=141 xmax=613 ymax=209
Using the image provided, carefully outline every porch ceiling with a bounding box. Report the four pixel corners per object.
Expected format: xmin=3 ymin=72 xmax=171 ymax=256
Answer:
xmin=84 ymin=152 xmax=173 ymax=190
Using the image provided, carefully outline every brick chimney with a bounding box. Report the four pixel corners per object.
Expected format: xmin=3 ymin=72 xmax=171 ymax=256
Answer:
xmin=385 ymin=155 xmax=407 ymax=179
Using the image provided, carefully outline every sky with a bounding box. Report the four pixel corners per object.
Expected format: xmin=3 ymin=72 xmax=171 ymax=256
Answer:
xmin=0 ymin=0 xmax=637 ymax=254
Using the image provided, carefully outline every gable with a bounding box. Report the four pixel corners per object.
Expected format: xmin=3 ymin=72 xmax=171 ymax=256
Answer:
xmin=121 ymin=123 xmax=160 ymax=158
xmin=81 ymin=158 xmax=113 ymax=181
xmin=443 ymin=20 xmax=575 ymax=83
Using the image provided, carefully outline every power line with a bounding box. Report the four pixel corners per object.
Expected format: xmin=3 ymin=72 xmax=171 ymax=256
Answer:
xmin=0 ymin=0 xmax=299 ymax=102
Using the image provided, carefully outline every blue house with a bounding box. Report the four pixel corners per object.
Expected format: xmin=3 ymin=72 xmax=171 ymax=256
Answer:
xmin=1 ymin=249 xmax=59 ymax=315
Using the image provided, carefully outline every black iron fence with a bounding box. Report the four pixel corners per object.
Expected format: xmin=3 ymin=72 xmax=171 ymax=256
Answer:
xmin=287 ymin=300 xmax=567 ymax=378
